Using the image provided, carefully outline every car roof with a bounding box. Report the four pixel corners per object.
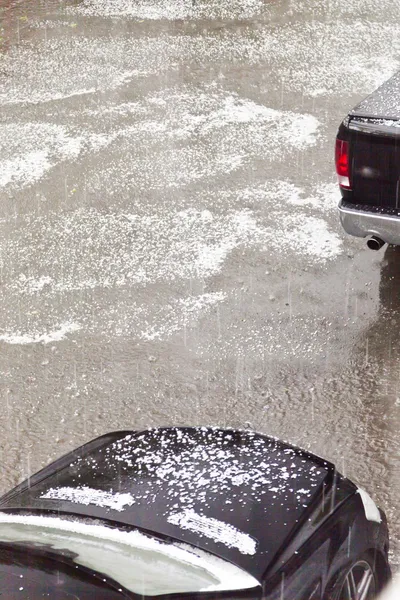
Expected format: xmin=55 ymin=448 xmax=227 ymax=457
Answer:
xmin=0 ymin=427 xmax=348 ymax=580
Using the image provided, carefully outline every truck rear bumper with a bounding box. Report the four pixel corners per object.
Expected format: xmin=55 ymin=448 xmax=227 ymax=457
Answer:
xmin=338 ymin=200 xmax=400 ymax=246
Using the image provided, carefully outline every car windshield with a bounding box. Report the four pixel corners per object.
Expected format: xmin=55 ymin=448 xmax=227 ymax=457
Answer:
xmin=0 ymin=514 xmax=260 ymax=597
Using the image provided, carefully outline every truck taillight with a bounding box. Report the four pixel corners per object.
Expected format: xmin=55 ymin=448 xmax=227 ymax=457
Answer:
xmin=335 ymin=139 xmax=351 ymax=189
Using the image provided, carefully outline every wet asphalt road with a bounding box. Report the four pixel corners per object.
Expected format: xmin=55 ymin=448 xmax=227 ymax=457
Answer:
xmin=0 ymin=0 xmax=400 ymax=569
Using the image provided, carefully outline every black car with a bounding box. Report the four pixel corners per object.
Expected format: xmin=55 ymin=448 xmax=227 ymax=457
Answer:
xmin=0 ymin=427 xmax=391 ymax=599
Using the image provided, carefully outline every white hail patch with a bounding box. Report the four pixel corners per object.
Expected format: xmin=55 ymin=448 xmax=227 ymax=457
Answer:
xmin=0 ymin=37 xmax=167 ymax=105
xmin=256 ymin=21 xmax=400 ymax=97
xmin=168 ymin=509 xmax=257 ymax=556
xmin=68 ymin=0 xmax=264 ymax=20
xmin=6 ymin=208 xmax=265 ymax=295
xmin=221 ymin=181 xmax=343 ymax=261
xmin=144 ymin=88 xmax=320 ymax=149
xmin=290 ymin=0 xmax=398 ymax=18
xmin=168 ymin=92 xmax=319 ymax=149
xmin=0 ymin=124 xmax=81 ymax=189
xmin=87 ymin=88 xmax=320 ymax=196
xmin=0 ymin=323 xmax=81 ymax=345
xmin=237 ymin=180 xmax=340 ymax=214
xmin=41 ymin=486 xmax=135 ymax=512
xmin=1 ymin=21 xmax=399 ymax=105
xmin=0 ymin=125 xmax=119 ymax=191
xmin=31 ymin=19 xmax=72 ymax=30
xmin=141 ymin=293 xmax=226 ymax=341
xmin=17 ymin=275 xmax=53 ymax=295
xmin=276 ymin=215 xmax=342 ymax=261
xmin=284 ymin=182 xmax=340 ymax=213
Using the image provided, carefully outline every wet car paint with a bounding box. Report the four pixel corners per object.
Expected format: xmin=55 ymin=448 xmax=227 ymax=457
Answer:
xmin=0 ymin=0 xmax=399 ymax=575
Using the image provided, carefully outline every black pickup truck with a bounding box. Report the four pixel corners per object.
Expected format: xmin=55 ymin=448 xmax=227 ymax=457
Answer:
xmin=336 ymin=71 xmax=400 ymax=250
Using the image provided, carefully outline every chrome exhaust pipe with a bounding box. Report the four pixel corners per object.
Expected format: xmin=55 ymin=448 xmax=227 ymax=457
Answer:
xmin=367 ymin=236 xmax=385 ymax=251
